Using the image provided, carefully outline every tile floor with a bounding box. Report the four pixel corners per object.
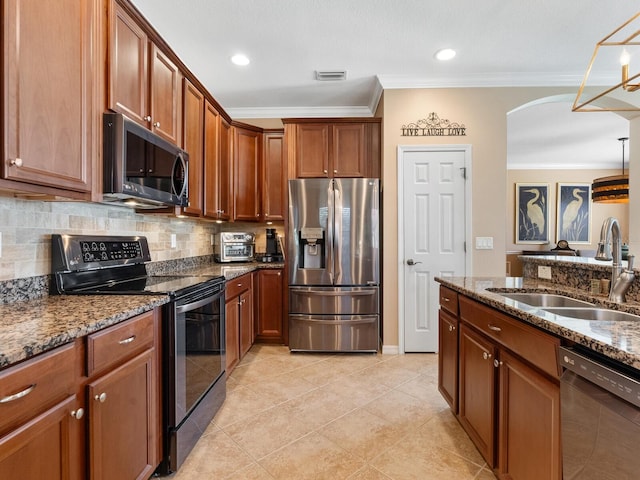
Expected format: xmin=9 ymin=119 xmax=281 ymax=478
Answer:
xmin=170 ymin=345 xmax=497 ymax=480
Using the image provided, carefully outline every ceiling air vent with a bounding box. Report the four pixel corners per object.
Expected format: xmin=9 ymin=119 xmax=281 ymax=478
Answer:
xmin=315 ymin=70 xmax=347 ymax=81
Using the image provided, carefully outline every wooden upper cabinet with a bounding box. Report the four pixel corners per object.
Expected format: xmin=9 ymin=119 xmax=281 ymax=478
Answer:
xmin=203 ymin=101 xmax=221 ymax=219
xmin=108 ymin=0 xmax=181 ymax=144
xmin=150 ymin=45 xmax=182 ymax=145
xmin=233 ymin=125 xmax=261 ymax=222
xmin=218 ymin=118 xmax=233 ymax=221
xmin=182 ymin=79 xmax=205 ymax=217
xmin=286 ymin=119 xmax=381 ymax=179
xmin=296 ymin=124 xmax=330 ymax=177
xmin=2 ymin=0 xmax=96 ymax=195
xmin=262 ymin=130 xmax=286 ymax=221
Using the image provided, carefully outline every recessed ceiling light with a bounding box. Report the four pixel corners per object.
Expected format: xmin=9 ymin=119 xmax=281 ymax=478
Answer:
xmin=231 ymin=54 xmax=250 ymax=66
xmin=435 ymin=48 xmax=456 ymax=61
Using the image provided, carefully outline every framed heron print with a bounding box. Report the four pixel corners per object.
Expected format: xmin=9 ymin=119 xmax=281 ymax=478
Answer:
xmin=516 ymin=183 xmax=549 ymax=244
xmin=556 ymin=183 xmax=591 ymax=244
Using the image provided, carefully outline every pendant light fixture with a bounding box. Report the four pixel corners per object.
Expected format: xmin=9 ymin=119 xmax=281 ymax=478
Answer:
xmin=592 ymin=137 xmax=629 ymax=203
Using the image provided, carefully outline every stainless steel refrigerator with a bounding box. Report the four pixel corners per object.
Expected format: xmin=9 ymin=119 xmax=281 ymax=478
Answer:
xmin=288 ymin=178 xmax=380 ymax=352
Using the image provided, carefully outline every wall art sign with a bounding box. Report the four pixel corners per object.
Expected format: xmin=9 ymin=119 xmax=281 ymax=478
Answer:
xmin=401 ymin=112 xmax=466 ymax=137
xmin=515 ymin=183 xmax=549 ymax=244
xmin=556 ymin=183 xmax=591 ymax=244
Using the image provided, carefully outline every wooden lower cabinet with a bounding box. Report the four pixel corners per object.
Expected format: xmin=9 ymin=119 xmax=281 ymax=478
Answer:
xmin=458 ymin=323 xmax=497 ymax=467
xmin=437 ymin=309 xmax=458 ymax=412
xmin=0 ymin=395 xmax=82 ymax=480
xmin=87 ymin=349 xmax=157 ymax=480
xmin=497 ymin=350 xmax=561 ymax=480
xmin=226 ymin=273 xmax=254 ymax=374
xmin=255 ymin=269 xmax=284 ymax=344
xmin=451 ymin=294 xmax=562 ymax=480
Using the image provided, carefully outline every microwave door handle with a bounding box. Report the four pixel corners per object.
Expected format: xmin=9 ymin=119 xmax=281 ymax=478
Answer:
xmin=172 ymin=153 xmax=188 ymax=199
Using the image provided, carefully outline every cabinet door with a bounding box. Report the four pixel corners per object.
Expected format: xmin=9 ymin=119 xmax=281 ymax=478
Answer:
xmin=262 ymin=131 xmax=286 ymax=221
xmin=203 ymin=101 xmax=221 ymax=218
xmin=218 ymin=117 xmax=233 ymax=221
xmin=225 ymin=297 xmax=240 ymax=373
xmin=296 ymin=124 xmax=330 ymax=177
xmin=3 ymin=0 xmax=94 ymax=193
xmin=108 ymin=0 xmax=148 ymax=126
xmin=233 ymin=127 xmax=261 ymax=222
xmin=239 ymin=290 xmax=254 ymax=357
xmin=459 ymin=323 xmax=496 ymax=467
xmin=182 ymin=79 xmax=205 ymax=217
xmin=88 ymin=349 xmax=158 ymax=480
xmin=256 ymin=269 xmax=284 ymax=343
xmin=150 ymin=44 xmax=182 ymax=145
xmin=332 ymin=123 xmax=365 ymax=177
xmin=438 ymin=309 xmax=458 ymax=412
xmin=0 ymin=395 xmax=83 ymax=480
xmin=497 ymin=350 xmax=561 ymax=480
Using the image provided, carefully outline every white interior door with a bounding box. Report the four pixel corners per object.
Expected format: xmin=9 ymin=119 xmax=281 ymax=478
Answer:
xmin=399 ymin=146 xmax=468 ymax=352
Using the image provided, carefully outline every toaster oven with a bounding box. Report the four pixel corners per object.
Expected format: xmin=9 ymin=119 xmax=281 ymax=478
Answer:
xmin=214 ymin=232 xmax=255 ymax=262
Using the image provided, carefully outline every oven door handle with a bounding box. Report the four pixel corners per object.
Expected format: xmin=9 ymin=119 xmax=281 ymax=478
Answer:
xmin=176 ymin=294 xmax=220 ymax=313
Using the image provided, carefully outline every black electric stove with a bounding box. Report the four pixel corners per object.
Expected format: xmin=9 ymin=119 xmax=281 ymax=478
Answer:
xmin=50 ymin=234 xmax=226 ymax=475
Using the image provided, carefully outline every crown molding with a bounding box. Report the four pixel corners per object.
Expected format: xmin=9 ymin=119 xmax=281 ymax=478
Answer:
xmin=226 ymin=105 xmax=375 ymax=119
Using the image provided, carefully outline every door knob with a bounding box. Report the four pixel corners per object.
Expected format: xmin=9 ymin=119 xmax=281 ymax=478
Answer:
xmin=406 ymin=259 xmax=422 ymax=265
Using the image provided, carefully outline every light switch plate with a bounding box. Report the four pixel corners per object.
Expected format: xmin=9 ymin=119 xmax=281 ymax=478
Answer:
xmin=475 ymin=236 xmax=494 ymax=250
xmin=538 ymin=265 xmax=552 ymax=279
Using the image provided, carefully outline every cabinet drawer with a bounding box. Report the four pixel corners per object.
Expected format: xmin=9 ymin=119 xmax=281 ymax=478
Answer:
xmin=459 ymin=296 xmax=560 ymax=378
xmin=0 ymin=342 xmax=77 ymax=435
xmin=226 ymin=273 xmax=252 ymax=299
xmin=439 ymin=286 xmax=458 ymax=316
xmin=87 ymin=310 xmax=155 ymax=376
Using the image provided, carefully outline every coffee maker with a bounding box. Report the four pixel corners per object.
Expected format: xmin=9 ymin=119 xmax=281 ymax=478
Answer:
xmin=257 ymin=228 xmax=284 ymax=262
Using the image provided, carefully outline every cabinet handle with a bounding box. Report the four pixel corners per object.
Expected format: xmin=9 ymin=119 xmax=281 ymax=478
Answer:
xmin=493 ymin=359 xmax=503 ymax=368
xmin=448 ymin=324 xmax=456 ymax=332
xmin=118 ymin=335 xmax=136 ymax=345
xmin=144 ymin=115 xmax=152 ymax=122
xmin=482 ymin=352 xmax=492 ymax=360
xmin=71 ymin=408 xmax=85 ymax=420
xmin=442 ymin=297 xmax=450 ymax=302
xmin=9 ymin=158 xmax=23 ymax=167
xmin=0 ymin=383 xmax=36 ymax=403
xmin=95 ymin=392 xmax=107 ymax=403
xmin=488 ymin=324 xmax=502 ymax=332
xmin=153 ymin=121 xmax=161 ymax=128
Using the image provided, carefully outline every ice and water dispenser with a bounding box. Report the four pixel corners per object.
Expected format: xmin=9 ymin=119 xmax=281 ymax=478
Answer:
xmin=298 ymin=227 xmax=325 ymax=269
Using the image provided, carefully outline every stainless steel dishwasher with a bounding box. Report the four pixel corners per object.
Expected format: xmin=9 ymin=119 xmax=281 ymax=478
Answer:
xmin=559 ymin=346 xmax=640 ymax=479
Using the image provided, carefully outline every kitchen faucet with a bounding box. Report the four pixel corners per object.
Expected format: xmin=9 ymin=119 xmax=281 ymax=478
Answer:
xmin=595 ymin=217 xmax=635 ymax=303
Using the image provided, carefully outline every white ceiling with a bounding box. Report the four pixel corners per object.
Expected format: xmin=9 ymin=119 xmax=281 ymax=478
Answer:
xmin=130 ymin=0 xmax=640 ymax=168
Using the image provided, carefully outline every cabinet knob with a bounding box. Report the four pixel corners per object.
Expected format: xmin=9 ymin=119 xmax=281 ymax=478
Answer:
xmin=333 ymin=169 xmax=338 ymax=174
xmin=323 ymin=169 xmax=328 ymax=174
xmin=10 ymin=158 xmax=23 ymax=167
xmin=448 ymin=324 xmax=456 ymax=332
xmin=277 ymin=272 xmax=281 ymax=276
xmin=493 ymin=359 xmax=503 ymax=368
xmin=95 ymin=392 xmax=107 ymax=403
xmin=71 ymin=408 xmax=85 ymax=420
xmin=153 ymin=121 xmax=161 ymax=128
xmin=144 ymin=115 xmax=152 ymax=122
xmin=148 ymin=169 xmax=153 ymax=173
xmin=139 ymin=168 xmax=144 ymax=173
xmin=482 ymin=352 xmax=492 ymax=360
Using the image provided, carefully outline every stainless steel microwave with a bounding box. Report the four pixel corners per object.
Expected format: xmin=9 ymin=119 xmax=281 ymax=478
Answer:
xmin=102 ymin=112 xmax=189 ymax=209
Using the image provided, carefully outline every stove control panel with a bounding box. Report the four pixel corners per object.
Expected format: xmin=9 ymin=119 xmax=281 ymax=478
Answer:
xmin=80 ymin=241 xmax=143 ymax=263
xmin=51 ymin=234 xmax=152 ymax=272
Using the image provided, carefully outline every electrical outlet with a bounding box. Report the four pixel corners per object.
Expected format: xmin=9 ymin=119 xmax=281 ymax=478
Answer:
xmin=538 ymin=265 xmax=552 ymax=280
xmin=0 ymin=232 xmax=2 ymax=258
xmin=170 ymin=234 xmax=177 ymax=249
xmin=210 ymin=234 xmax=215 ymax=246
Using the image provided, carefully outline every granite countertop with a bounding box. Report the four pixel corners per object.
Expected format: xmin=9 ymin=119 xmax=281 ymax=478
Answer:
xmin=0 ymin=261 xmax=285 ymax=370
xmin=436 ymin=276 xmax=640 ymax=370
xmin=0 ymin=294 xmax=169 ymax=368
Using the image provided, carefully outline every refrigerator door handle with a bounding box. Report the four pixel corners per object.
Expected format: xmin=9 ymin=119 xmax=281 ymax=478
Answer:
xmin=333 ymin=180 xmax=342 ymax=283
xmin=327 ymin=180 xmax=335 ymax=284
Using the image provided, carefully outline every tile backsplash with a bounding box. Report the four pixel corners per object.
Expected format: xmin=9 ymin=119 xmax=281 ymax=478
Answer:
xmin=0 ymin=197 xmax=215 ymax=281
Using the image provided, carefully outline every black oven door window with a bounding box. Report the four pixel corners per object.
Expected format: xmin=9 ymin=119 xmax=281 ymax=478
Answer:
xmin=174 ymin=293 xmax=225 ymax=424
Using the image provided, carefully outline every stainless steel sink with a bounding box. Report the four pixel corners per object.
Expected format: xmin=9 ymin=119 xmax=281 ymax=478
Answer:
xmin=497 ymin=292 xmax=594 ymax=308
xmin=542 ymin=307 xmax=640 ymax=322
